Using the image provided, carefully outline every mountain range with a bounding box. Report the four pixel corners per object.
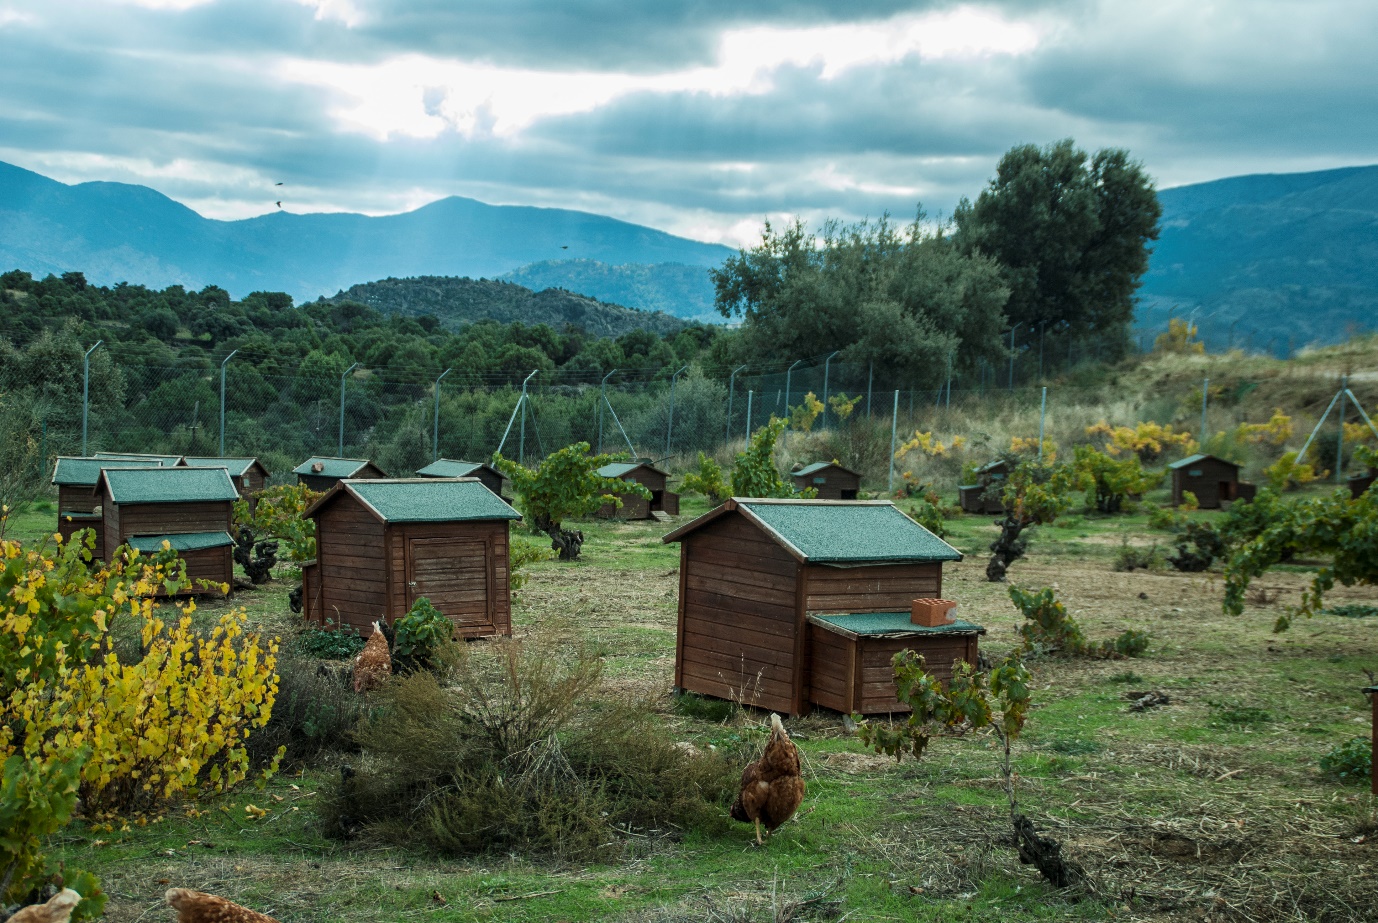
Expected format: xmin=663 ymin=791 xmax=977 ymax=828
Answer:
xmin=3 ymin=158 xmax=1378 ymax=348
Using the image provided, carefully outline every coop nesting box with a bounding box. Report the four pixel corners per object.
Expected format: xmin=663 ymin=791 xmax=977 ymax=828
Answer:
xmin=808 ymin=612 xmax=985 ymax=715
xmin=293 ymin=456 xmax=388 ymax=492
xmin=416 ymin=458 xmax=509 ymax=500
xmin=791 ymin=462 xmax=861 ymax=500
xmin=595 ymin=462 xmax=679 ymax=519
xmin=52 ymin=456 xmax=181 ymax=559
xmin=302 ymin=478 xmax=522 ymax=638
xmin=181 ymin=457 xmax=270 ymax=502
xmin=1168 ymin=454 xmax=1255 ymax=508
xmin=1349 ymin=468 xmax=1377 ymax=500
xmin=664 ymin=498 xmax=970 ymax=716
xmin=92 ymin=465 xmax=239 ymax=594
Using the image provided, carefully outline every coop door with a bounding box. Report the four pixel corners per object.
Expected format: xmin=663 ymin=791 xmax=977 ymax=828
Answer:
xmin=405 ymin=538 xmax=492 ymax=631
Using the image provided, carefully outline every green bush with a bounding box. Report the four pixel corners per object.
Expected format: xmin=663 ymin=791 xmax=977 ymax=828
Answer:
xmin=1009 ymin=585 xmax=1149 ymax=659
xmin=1318 ymin=736 xmax=1372 ymax=783
xmin=510 ymin=537 xmax=554 ymax=594
xmin=296 ymin=620 xmax=366 ymax=660
xmin=673 ymin=691 xmax=739 ymax=723
xmin=393 ymin=597 xmax=454 ymax=670
xmin=321 ymin=634 xmax=738 ymax=859
xmin=1147 ymin=505 xmax=1188 ymax=532
xmin=246 ymin=654 xmax=368 ymax=767
xmin=682 ymin=452 xmax=730 ymax=504
xmin=1113 ymin=538 xmax=1164 ymax=572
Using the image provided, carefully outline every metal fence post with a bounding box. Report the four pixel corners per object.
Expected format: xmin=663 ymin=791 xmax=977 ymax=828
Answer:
xmin=821 ymin=351 xmax=839 ymax=429
xmin=219 ymin=348 xmax=238 ymax=455
xmin=1008 ymin=322 xmax=1022 ymax=391
xmin=1038 ymin=387 xmax=1047 ymax=459
xmin=726 ymin=364 xmax=747 ymax=445
xmin=1337 ymin=375 xmax=1348 ymax=483
xmin=339 ymin=362 xmax=358 ymax=456
xmin=745 ymin=390 xmax=753 ymax=443
xmin=1200 ymin=377 xmax=1209 ymax=445
xmin=784 ymin=359 xmax=802 ymax=415
xmin=866 ymin=363 xmax=873 ymax=417
xmin=599 ymin=368 xmax=617 ymax=454
xmin=666 ymin=365 xmax=688 ymax=457
xmin=82 ymin=340 xmax=102 ymax=455
xmin=433 ymin=367 xmax=452 ymax=462
xmin=887 ymin=390 xmax=899 ymax=495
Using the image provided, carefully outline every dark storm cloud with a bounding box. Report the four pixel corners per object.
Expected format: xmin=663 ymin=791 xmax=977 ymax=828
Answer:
xmin=2 ymin=0 xmax=1376 ymax=243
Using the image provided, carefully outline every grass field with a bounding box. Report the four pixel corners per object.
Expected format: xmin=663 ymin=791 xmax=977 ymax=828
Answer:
xmin=20 ymin=484 xmax=1376 ymax=923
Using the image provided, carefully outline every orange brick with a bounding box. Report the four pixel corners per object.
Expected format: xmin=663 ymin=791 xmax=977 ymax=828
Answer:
xmin=911 ymin=597 xmax=957 ymax=627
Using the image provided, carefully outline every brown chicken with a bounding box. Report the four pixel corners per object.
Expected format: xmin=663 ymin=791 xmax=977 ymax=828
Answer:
xmin=165 ymin=889 xmax=279 ymax=923
xmin=352 ymin=619 xmax=392 ymax=692
xmin=8 ymin=889 xmax=82 ymax=923
xmin=730 ymin=713 xmax=806 ymax=845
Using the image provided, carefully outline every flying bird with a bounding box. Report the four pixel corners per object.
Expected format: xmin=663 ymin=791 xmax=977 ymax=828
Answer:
xmin=730 ymin=713 xmax=805 ymax=845
xmin=274 ymin=182 xmax=284 ymax=186
xmin=165 ymin=888 xmax=280 ymax=923
xmin=560 ymin=245 xmax=569 ymax=249
xmin=275 ymin=201 xmax=282 ymax=208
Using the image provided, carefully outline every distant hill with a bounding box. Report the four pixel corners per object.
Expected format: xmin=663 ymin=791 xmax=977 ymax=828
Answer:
xmin=324 ymin=276 xmax=688 ymax=338
xmin=498 ymin=259 xmax=720 ymax=322
xmin=1138 ymin=164 xmax=1378 ymax=351
xmin=0 ymin=160 xmax=734 ymax=305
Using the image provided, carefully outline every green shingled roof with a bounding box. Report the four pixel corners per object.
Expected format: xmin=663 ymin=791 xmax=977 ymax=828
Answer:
xmin=597 ymin=462 xmax=664 ymax=479
xmin=738 ymin=500 xmax=962 ymax=564
xmin=94 ymin=452 xmax=183 ymax=463
xmin=810 ymin=612 xmax=986 ymax=638
xmin=127 ymin=531 xmax=235 ymax=553
xmin=793 ymin=462 xmax=857 ymax=477
xmin=1167 ymin=453 xmax=1237 ymax=470
xmin=294 ymin=457 xmax=376 ymax=478
xmin=182 ymin=457 xmax=262 ymax=477
xmin=417 ymin=459 xmax=489 ymax=478
xmin=344 ymin=479 xmax=521 ymax=523
xmin=53 ymin=457 xmax=172 ymax=486
xmin=99 ymin=467 xmax=239 ymax=504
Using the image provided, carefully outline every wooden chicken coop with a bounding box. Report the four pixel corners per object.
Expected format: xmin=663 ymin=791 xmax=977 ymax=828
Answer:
xmin=791 ymin=462 xmax=861 ymax=500
xmin=182 ymin=457 xmax=270 ymax=501
xmin=663 ymin=498 xmax=973 ymax=717
xmin=416 ymin=458 xmax=509 ymax=500
xmin=1168 ymin=453 xmax=1256 ymax=508
xmin=293 ymin=456 xmax=388 ymax=492
xmin=51 ymin=456 xmax=180 ymax=559
xmin=301 ymin=478 xmax=522 ymax=638
xmin=595 ymin=462 xmax=679 ymax=520
xmin=92 ymin=466 xmax=239 ymax=593
xmin=1349 ymin=468 xmax=1377 ymax=499
xmin=957 ymin=458 xmax=1012 ymax=514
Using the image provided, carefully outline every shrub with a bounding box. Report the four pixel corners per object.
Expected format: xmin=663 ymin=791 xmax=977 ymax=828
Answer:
xmin=495 ymin=443 xmax=650 ymax=560
xmin=1318 ymin=736 xmax=1372 ymax=783
xmin=1 ymin=535 xmax=281 ymax=917
xmin=247 ymin=654 xmax=367 ymax=768
xmin=233 ymin=484 xmax=321 ymax=564
xmin=1167 ymin=521 xmax=1226 ymax=572
xmin=1112 ymin=538 xmax=1164 ymax=572
xmin=1147 ymin=505 xmax=1188 ymax=532
xmin=296 ymin=620 xmax=366 ymax=660
xmin=321 ymin=634 xmax=738 ymax=859
xmin=392 ymin=596 xmax=454 ymax=671
xmin=1086 ymin=420 xmax=1195 ymax=462
xmin=731 ymin=417 xmax=812 ymax=499
xmin=986 ymin=458 xmax=1089 ymax=581
xmin=788 ymin=391 xmax=823 ymax=432
xmin=906 ymin=492 xmax=948 ymax=539
xmin=1235 ymin=408 xmax=1294 ymax=447
xmin=1073 ymin=445 xmax=1163 ymax=514
xmin=1179 ymin=490 xmax=1199 ymax=511
xmin=1264 ymin=451 xmax=1322 ymax=491
xmin=510 ymin=537 xmax=553 ymax=594
xmin=682 ymin=452 xmax=730 ymax=504
xmin=1009 ymin=585 xmax=1148 ymax=659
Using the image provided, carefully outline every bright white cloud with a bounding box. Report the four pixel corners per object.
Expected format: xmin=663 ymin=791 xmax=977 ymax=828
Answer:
xmin=291 ymin=0 xmax=364 ymax=27
xmin=277 ymin=5 xmax=1043 ymax=141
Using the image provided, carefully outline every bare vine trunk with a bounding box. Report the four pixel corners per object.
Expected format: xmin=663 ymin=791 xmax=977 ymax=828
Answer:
xmin=534 ymin=514 xmax=584 ymax=561
xmin=986 ymin=516 xmax=1028 ymax=581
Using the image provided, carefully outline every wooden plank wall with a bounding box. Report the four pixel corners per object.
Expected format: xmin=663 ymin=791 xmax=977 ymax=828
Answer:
xmin=385 ymin=521 xmax=511 ymax=637
xmin=302 ymin=562 xmax=320 ymax=623
xmin=803 ymin=562 xmax=942 ymax=614
xmin=316 ymin=496 xmax=387 ymax=634
xmin=854 ymin=635 xmax=975 ymax=714
xmin=101 ymin=496 xmax=121 ymax=564
xmin=119 ymin=502 xmax=233 ymax=540
xmin=806 ymin=625 xmax=853 ymax=713
xmin=178 ymin=547 xmax=232 ymax=596
xmin=676 ymin=514 xmax=802 ymax=714
xmin=58 ymin=484 xmax=98 ymax=513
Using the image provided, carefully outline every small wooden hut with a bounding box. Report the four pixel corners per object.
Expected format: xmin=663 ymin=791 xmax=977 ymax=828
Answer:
xmin=93 ymin=466 xmax=239 ymax=593
xmin=663 ymin=498 xmax=972 ymax=716
xmin=301 ymin=478 xmax=522 ymax=638
xmin=957 ymin=458 xmax=1011 ymax=514
xmin=595 ymin=462 xmax=679 ymax=519
xmin=1168 ymin=453 xmax=1256 ymax=508
xmin=416 ymin=458 xmax=508 ymax=500
xmin=791 ymin=462 xmax=861 ymax=500
xmin=293 ymin=456 xmax=387 ymax=492
xmin=51 ymin=456 xmax=179 ymax=558
xmin=1349 ymin=468 xmax=1377 ymax=500
xmin=181 ymin=457 xmax=270 ymax=500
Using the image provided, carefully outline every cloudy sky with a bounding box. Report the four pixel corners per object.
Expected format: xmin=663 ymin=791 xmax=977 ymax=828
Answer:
xmin=2 ymin=0 xmax=1375 ymax=246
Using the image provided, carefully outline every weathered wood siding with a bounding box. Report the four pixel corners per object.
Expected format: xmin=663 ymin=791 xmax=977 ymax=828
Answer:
xmin=302 ymin=562 xmax=320 ymax=623
xmin=386 ymin=520 xmax=511 ymax=637
xmin=792 ymin=468 xmax=861 ymax=501
xmin=315 ymin=496 xmax=388 ymax=634
xmin=100 ymin=491 xmax=121 ymax=563
xmin=808 ymin=626 xmax=978 ymax=715
xmin=173 ymin=547 xmax=232 ymax=596
xmin=802 ymin=563 xmax=942 ymax=615
xmin=118 ymin=502 xmax=233 ymax=540
xmin=59 ymin=514 xmax=104 ymax=559
xmin=675 ymin=513 xmax=802 ymax=714
xmin=58 ymin=484 xmax=98 ymax=513
xmin=1172 ymin=458 xmax=1240 ymax=509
